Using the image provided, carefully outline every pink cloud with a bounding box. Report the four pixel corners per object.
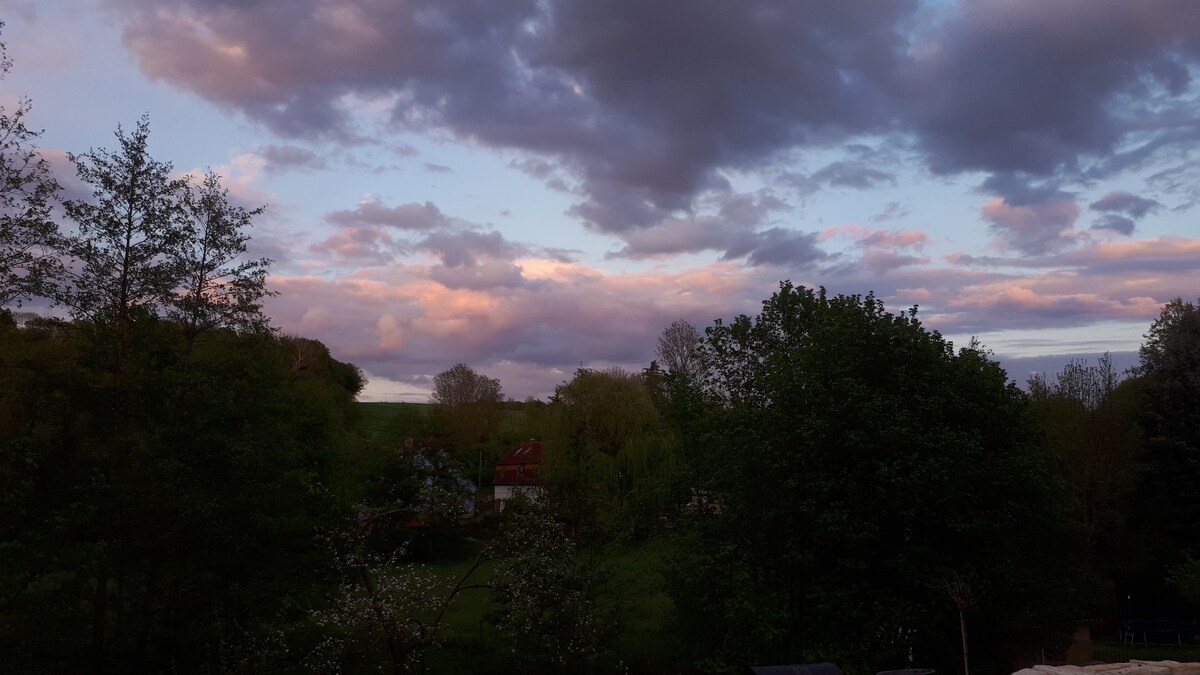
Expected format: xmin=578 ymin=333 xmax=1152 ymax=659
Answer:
xmin=309 ymin=225 xmax=402 ymax=265
xmin=262 ymin=231 xmax=1200 ymax=398
xmin=981 ymin=197 xmax=1080 ymax=254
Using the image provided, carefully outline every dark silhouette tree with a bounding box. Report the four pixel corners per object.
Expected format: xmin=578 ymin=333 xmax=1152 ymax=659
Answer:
xmin=668 ymin=282 xmax=1080 ymax=673
xmin=0 ymin=23 xmax=61 ymax=307
xmin=56 ymin=116 xmax=188 ymax=366
xmin=655 ymin=319 xmax=703 ymax=382
xmin=170 ymin=169 xmax=273 ymax=343
xmin=430 ymin=363 xmax=503 ymax=445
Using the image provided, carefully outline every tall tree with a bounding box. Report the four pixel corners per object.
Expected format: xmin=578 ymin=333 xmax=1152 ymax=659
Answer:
xmin=1125 ymin=298 xmax=1200 ymax=614
xmin=430 ymin=363 xmax=503 ymax=445
xmin=57 ymin=116 xmax=187 ymax=347
xmin=655 ymin=319 xmax=703 ymax=382
xmin=170 ymin=169 xmax=272 ymax=342
xmin=543 ymin=367 xmax=676 ymax=538
xmin=0 ymin=23 xmax=61 ymax=307
xmin=1028 ymin=354 xmax=1139 ymax=571
xmin=668 ymin=282 xmax=1080 ymax=673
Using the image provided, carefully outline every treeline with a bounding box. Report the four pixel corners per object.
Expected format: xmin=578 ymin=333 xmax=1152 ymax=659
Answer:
xmin=408 ymin=287 xmax=1200 ymax=675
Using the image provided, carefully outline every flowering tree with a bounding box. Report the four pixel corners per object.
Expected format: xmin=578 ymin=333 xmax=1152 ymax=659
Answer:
xmin=312 ymin=493 xmax=610 ymax=673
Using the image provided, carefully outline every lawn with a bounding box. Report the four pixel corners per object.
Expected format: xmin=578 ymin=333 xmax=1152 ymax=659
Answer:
xmin=1092 ymin=641 xmax=1200 ymax=664
xmin=355 ymin=401 xmax=432 ymax=441
xmin=413 ymin=531 xmax=678 ymax=673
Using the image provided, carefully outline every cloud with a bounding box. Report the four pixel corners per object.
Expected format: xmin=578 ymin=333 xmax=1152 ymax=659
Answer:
xmin=608 ymin=190 xmax=805 ymax=261
xmin=721 ymin=228 xmax=829 ymax=268
xmin=110 ymin=0 xmax=1200 ymax=234
xmin=822 ymin=224 xmax=930 ymax=250
xmin=111 ymin=0 xmax=916 ymax=233
xmin=309 ymin=225 xmax=403 ymax=265
xmin=261 ymin=231 xmax=1200 ymax=398
xmin=324 ymin=198 xmax=451 ymax=230
xmin=1090 ymin=214 xmax=1136 ymax=235
xmin=981 ymin=197 xmax=1081 ymax=254
xmin=811 ymin=161 xmax=897 ymax=189
xmin=1089 ymin=191 xmax=1162 ymax=218
xmin=258 ymin=144 xmax=328 ymax=173
xmin=262 ymin=260 xmax=769 ymax=397
xmin=905 ymin=1 xmax=1200 ymax=179
xmin=423 ymin=162 xmax=452 ymax=174
xmin=418 ymin=229 xmax=524 ymax=268
xmin=872 ymin=201 xmax=910 ymax=222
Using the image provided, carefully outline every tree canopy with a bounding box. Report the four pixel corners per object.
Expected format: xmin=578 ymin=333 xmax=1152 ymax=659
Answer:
xmin=667 ymin=282 xmax=1081 ymax=673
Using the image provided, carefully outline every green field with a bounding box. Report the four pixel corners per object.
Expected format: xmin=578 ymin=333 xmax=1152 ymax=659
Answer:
xmin=356 ymin=401 xmax=433 ymax=440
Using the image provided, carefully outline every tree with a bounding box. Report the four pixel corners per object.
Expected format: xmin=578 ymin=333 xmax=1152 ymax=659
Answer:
xmin=430 ymin=363 xmax=503 ymax=445
xmin=56 ymin=116 xmax=188 ymax=350
xmin=0 ymin=326 xmax=364 ymax=673
xmin=170 ymin=169 xmax=272 ymax=342
xmin=1123 ymin=298 xmax=1200 ymax=615
xmin=543 ymin=367 xmax=676 ymax=538
xmin=312 ymin=493 xmax=610 ymax=674
xmin=667 ymin=282 xmax=1080 ymax=673
xmin=655 ymin=319 xmax=703 ymax=382
xmin=1027 ymin=354 xmax=1139 ymax=571
xmin=0 ymin=23 xmax=61 ymax=307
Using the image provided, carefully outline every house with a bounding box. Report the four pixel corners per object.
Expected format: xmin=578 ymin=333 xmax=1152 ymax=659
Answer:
xmin=492 ymin=439 xmax=544 ymax=513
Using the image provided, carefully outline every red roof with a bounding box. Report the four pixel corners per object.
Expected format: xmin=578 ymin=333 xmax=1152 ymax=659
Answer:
xmin=496 ymin=440 xmax=543 ymax=466
xmin=494 ymin=440 xmax=543 ymax=486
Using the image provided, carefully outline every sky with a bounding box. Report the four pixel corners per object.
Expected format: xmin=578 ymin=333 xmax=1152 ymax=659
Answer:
xmin=2 ymin=0 xmax=1198 ymax=401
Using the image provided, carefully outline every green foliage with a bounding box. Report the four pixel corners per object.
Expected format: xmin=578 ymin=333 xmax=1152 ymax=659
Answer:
xmin=313 ymin=492 xmax=612 ymax=674
xmin=667 ymin=282 xmax=1082 ymax=674
xmin=543 ymin=367 xmax=677 ymax=539
xmin=430 ymin=363 xmax=503 ymax=447
xmin=1123 ymin=297 xmax=1200 ymax=612
xmin=1027 ymin=354 xmax=1140 ymax=571
xmin=0 ymin=322 xmax=362 ymax=673
xmin=487 ymin=499 xmax=616 ymax=673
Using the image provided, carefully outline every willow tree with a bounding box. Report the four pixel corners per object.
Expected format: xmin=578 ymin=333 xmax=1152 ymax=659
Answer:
xmin=543 ymin=367 xmax=676 ymax=538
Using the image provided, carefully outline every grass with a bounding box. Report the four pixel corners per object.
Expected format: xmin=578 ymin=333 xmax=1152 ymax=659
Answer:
xmin=606 ymin=537 xmax=677 ymax=666
xmin=355 ymin=401 xmax=432 ymax=441
xmin=407 ymin=531 xmax=679 ymax=672
xmin=1092 ymin=640 xmax=1200 ymax=663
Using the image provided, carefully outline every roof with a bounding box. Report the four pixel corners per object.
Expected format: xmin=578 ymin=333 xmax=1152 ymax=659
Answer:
xmin=496 ymin=440 xmax=543 ymax=467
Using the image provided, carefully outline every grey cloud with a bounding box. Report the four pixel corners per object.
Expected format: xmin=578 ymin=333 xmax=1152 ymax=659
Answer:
xmin=980 ymin=173 xmax=1075 ymax=206
xmin=114 ymin=0 xmax=915 ymax=234
xmin=611 ymin=190 xmax=797 ymax=260
xmin=419 ymin=229 xmax=525 ymax=268
xmin=324 ymin=199 xmax=450 ymax=230
xmin=722 ymin=228 xmax=829 ymax=268
xmin=1089 ymin=191 xmax=1162 ymax=218
xmin=429 ymin=260 xmax=525 ymax=290
xmin=872 ymin=201 xmax=910 ymax=222
xmin=905 ymin=1 xmax=1200 ymax=178
xmin=112 ymin=0 xmax=1200 ymax=236
xmin=981 ymin=197 xmax=1081 ymax=255
xmin=259 ymin=144 xmax=327 ymax=173
xmin=1090 ymin=214 xmax=1136 ymax=235
xmin=811 ymin=161 xmax=896 ymax=189
xmin=424 ymin=162 xmax=452 ymax=174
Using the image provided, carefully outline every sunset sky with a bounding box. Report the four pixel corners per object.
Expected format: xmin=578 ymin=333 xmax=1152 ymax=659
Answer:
xmin=3 ymin=0 xmax=1198 ymax=400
